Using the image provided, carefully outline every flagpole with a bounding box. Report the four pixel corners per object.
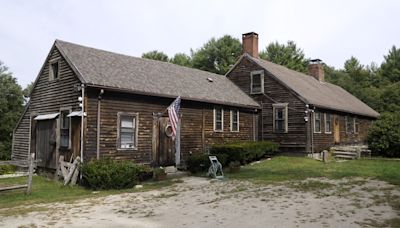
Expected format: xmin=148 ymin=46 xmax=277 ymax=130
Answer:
xmin=175 ymin=114 xmax=181 ymax=167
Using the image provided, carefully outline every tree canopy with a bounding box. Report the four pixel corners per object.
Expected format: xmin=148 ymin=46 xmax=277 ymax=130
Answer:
xmin=170 ymin=53 xmax=192 ymax=67
xmin=259 ymin=41 xmax=309 ymax=73
xmin=142 ymin=50 xmax=169 ymax=62
xmin=190 ymin=35 xmax=242 ymax=75
xmin=0 ymin=61 xmax=24 ymax=160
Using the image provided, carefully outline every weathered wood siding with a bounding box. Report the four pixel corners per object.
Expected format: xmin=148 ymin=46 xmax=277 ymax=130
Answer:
xmin=227 ymin=57 xmax=375 ymax=154
xmin=85 ymin=88 xmax=255 ymax=164
xmin=12 ymin=46 xmax=81 ymax=161
xmin=227 ymin=58 xmax=307 ymax=152
xmin=312 ymin=110 xmax=373 ymax=152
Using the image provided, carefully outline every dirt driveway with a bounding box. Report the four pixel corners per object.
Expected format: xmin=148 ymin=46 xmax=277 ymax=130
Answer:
xmin=1 ymin=177 xmax=399 ymax=228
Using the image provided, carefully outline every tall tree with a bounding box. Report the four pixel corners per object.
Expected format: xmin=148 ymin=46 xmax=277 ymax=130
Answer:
xmin=191 ymin=35 xmax=242 ymax=75
xmin=0 ymin=61 xmax=24 ymax=160
xmin=142 ymin=50 xmax=169 ymax=62
xmin=170 ymin=53 xmax=192 ymax=67
xmin=380 ymin=45 xmax=400 ymax=83
xmin=259 ymin=41 xmax=309 ymax=73
xmin=22 ymin=81 xmax=33 ymax=98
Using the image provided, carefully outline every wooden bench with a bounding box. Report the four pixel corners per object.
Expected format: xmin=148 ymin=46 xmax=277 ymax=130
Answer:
xmin=0 ymin=153 xmax=39 ymax=194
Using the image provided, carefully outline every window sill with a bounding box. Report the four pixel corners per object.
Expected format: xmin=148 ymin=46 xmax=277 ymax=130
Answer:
xmin=314 ymin=131 xmax=322 ymax=134
xmin=250 ymin=92 xmax=263 ymax=95
xmin=117 ymin=147 xmax=138 ymax=151
xmin=273 ymin=131 xmax=288 ymax=134
xmin=325 ymin=132 xmax=332 ymax=134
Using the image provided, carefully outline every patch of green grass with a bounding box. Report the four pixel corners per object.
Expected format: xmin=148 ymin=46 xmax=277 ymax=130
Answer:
xmin=0 ymin=176 xmax=175 ymax=210
xmin=228 ymin=156 xmax=400 ymax=185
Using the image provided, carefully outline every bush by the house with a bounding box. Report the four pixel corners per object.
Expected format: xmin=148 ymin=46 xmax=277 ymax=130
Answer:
xmin=186 ymin=154 xmax=210 ymax=173
xmin=0 ymin=164 xmax=16 ymax=175
xmin=186 ymin=141 xmax=278 ymax=173
xmin=367 ymin=112 xmax=400 ymax=157
xmin=81 ymin=159 xmax=144 ymax=190
xmin=210 ymin=141 xmax=279 ymax=164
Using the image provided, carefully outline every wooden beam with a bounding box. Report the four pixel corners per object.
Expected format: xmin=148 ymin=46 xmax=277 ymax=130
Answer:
xmin=0 ymin=185 xmax=28 ymax=192
xmin=26 ymin=153 xmax=35 ymax=195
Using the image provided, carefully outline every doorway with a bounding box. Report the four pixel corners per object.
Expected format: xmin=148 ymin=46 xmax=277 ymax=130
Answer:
xmin=334 ymin=115 xmax=340 ymax=144
xmin=155 ymin=117 xmax=175 ymax=166
xmin=35 ymin=119 xmax=57 ymax=169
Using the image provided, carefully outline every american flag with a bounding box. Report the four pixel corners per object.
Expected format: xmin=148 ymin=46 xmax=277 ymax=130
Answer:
xmin=167 ymin=96 xmax=181 ymax=140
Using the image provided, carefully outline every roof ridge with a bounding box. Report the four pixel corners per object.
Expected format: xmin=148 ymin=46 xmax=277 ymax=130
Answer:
xmin=56 ymin=39 xmax=227 ymax=79
xmin=54 ymin=39 xmax=260 ymax=108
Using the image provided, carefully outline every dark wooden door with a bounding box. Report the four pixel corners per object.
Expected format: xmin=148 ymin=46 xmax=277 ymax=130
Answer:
xmin=36 ymin=120 xmax=57 ymax=169
xmin=334 ymin=115 xmax=340 ymax=144
xmin=157 ymin=117 xmax=175 ymax=166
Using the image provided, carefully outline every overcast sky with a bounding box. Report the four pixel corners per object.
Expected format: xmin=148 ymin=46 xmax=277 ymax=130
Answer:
xmin=1 ymin=0 xmax=399 ymax=87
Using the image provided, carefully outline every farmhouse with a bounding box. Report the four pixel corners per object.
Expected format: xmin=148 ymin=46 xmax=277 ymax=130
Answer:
xmin=11 ymin=32 xmax=379 ymax=169
xmin=227 ymin=32 xmax=379 ymax=153
xmin=12 ymin=40 xmax=259 ymax=169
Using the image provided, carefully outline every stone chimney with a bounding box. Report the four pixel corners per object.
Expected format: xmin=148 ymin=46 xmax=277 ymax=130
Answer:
xmin=308 ymin=59 xmax=324 ymax=81
xmin=242 ymin=32 xmax=259 ymax=58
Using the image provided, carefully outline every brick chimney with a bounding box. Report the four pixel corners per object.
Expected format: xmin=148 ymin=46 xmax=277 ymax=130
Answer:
xmin=242 ymin=32 xmax=259 ymax=58
xmin=308 ymin=59 xmax=324 ymax=81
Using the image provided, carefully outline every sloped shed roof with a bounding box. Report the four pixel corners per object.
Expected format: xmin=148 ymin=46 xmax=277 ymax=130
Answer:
xmin=244 ymin=54 xmax=379 ymax=118
xmin=56 ymin=40 xmax=259 ymax=109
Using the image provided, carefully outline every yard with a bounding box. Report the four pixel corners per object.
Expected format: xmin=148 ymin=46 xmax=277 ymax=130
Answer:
xmin=1 ymin=157 xmax=400 ymax=227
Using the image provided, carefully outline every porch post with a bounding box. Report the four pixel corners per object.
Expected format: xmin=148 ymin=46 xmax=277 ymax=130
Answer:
xmin=175 ymin=116 xmax=181 ymax=166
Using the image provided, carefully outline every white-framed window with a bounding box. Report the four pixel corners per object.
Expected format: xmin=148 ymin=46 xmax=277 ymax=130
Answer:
xmin=324 ymin=113 xmax=332 ymax=134
xmin=49 ymin=59 xmax=60 ymax=80
xmin=314 ymin=112 xmax=322 ymax=133
xmin=346 ymin=116 xmax=354 ymax=134
xmin=117 ymin=112 xmax=138 ymax=149
xmin=354 ymin=118 xmax=359 ymax=134
xmin=59 ymin=108 xmax=71 ymax=149
xmin=213 ymin=107 xmax=224 ymax=132
xmin=273 ymin=103 xmax=288 ymax=133
xmin=230 ymin=110 xmax=239 ymax=132
xmin=250 ymin=70 xmax=264 ymax=94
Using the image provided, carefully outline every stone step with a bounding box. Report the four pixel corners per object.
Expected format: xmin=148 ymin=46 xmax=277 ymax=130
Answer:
xmin=334 ymin=154 xmax=356 ymax=160
xmin=332 ymin=151 xmax=358 ymax=156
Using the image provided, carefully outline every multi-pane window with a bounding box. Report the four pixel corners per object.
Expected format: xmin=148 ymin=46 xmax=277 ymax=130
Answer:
xmin=346 ymin=116 xmax=354 ymax=134
xmin=325 ymin=113 xmax=332 ymax=133
xmin=314 ymin=112 xmax=322 ymax=133
xmin=118 ymin=114 xmax=137 ymax=149
xmin=50 ymin=61 xmax=59 ymax=80
xmin=230 ymin=110 xmax=239 ymax=132
xmin=273 ymin=104 xmax=288 ymax=133
xmin=250 ymin=70 xmax=264 ymax=94
xmin=60 ymin=110 xmax=70 ymax=148
xmin=354 ymin=118 xmax=359 ymax=134
xmin=214 ymin=107 xmax=223 ymax=131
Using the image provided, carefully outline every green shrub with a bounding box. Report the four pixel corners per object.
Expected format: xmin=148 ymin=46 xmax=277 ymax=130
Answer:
xmin=210 ymin=141 xmax=279 ymax=164
xmin=368 ymin=112 xmax=400 ymax=157
xmin=186 ymin=141 xmax=278 ymax=173
xmin=81 ymin=159 xmax=143 ymax=190
xmin=186 ymin=154 xmax=210 ymax=173
xmin=0 ymin=164 xmax=16 ymax=175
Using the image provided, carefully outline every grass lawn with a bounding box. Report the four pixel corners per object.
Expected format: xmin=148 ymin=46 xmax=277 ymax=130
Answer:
xmin=228 ymin=156 xmax=400 ymax=185
xmin=0 ymin=176 xmax=175 ymax=210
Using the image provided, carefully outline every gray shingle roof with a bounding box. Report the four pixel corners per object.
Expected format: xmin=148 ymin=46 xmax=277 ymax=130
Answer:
xmin=55 ymin=40 xmax=259 ymax=109
xmin=245 ymin=54 xmax=379 ymax=118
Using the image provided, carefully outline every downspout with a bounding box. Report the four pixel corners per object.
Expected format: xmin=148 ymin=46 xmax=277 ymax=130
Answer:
xmin=96 ymin=89 xmax=104 ymax=160
xmin=80 ymin=84 xmax=85 ymax=164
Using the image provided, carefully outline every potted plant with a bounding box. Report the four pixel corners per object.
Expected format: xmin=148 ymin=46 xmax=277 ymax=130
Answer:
xmin=229 ymin=161 xmax=241 ymax=173
xmin=153 ymin=167 xmax=167 ymax=181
